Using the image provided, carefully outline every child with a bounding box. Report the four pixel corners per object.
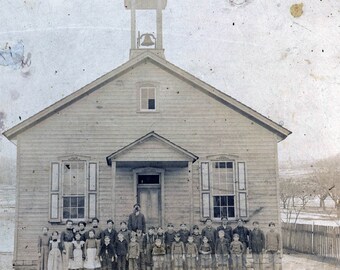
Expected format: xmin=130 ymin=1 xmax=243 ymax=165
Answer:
xmin=201 ymin=218 xmax=217 ymax=254
xmin=185 ymin=235 xmax=198 ymax=270
xmin=152 ymin=238 xmax=166 ymax=270
xmin=164 ymin=223 xmax=176 ymax=270
xmin=90 ymin=218 xmax=103 ymax=241
xmin=199 ymin=236 xmax=212 ymax=270
xmin=136 ymin=229 xmax=145 ymax=270
xmin=216 ymin=217 xmax=233 ymax=245
xmin=99 ymin=235 xmax=115 ymax=270
xmin=114 ymin=232 xmax=129 ymax=270
xmin=156 ymin=226 xmax=165 ymax=244
xmin=215 ymin=230 xmax=229 ymax=270
xmin=48 ymin=231 xmax=64 ymax=270
xmin=178 ymin=223 xmax=190 ymax=244
xmin=249 ymin=221 xmax=265 ymax=270
xmin=61 ymin=220 xmax=75 ymax=270
xmin=84 ymin=229 xmax=101 ymax=270
xmin=232 ymin=219 xmax=249 ymax=270
xmin=191 ymin=225 xmax=202 ymax=250
xmin=230 ymin=234 xmax=244 ymax=270
xmin=77 ymin=221 xmax=87 ymax=241
xmin=69 ymin=232 xmax=85 ymax=270
xmin=171 ymin=233 xmax=185 ymax=270
xmin=119 ymin=221 xmax=131 ymax=243
xmin=265 ymin=222 xmax=280 ymax=270
xmin=143 ymin=226 xmax=156 ymax=270
xmin=127 ymin=235 xmax=140 ymax=270
xmin=38 ymin=226 xmax=50 ymax=270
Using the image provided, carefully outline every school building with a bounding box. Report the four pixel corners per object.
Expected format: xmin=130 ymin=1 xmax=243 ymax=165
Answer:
xmin=3 ymin=0 xmax=291 ymax=269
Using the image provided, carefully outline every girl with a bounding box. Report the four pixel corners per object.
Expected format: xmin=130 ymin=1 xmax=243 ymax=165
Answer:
xmin=199 ymin=236 xmax=212 ymax=270
xmin=84 ymin=229 xmax=101 ymax=270
xmin=69 ymin=232 xmax=85 ymax=270
xmin=38 ymin=226 xmax=50 ymax=270
xmin=48 ymin=231 xmax=63 ymax=270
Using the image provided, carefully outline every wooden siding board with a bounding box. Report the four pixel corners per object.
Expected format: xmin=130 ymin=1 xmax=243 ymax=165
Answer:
xmin=14 ymin=60 xmax=280 ymax=263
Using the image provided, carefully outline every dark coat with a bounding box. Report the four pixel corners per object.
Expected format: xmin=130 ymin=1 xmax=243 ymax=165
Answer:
xmin=128 ymin=211 xmax=146 ymax=233
xmin=201 ymin=227 xmax=217 ymax=252
xmin=99 ymin=243 xmax=115 ymax=258
xmin=232 ymin=226 xmax=250 ymax=247
xmin=114 ymin=239 xmax=128 ymax=256
xmin=215 ymin=238 xmax=229 ymax=255
xmin=101 ymin=228 xmax=117 ymax=245
xmin=216 ymin=225 xmax=233 ymax=244
xmin=249 ymin=228 xmax=265 ymax=253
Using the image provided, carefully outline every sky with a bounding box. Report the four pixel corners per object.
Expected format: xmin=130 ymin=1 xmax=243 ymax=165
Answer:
xmin=0 ymin=0 xmax=339 ymax=167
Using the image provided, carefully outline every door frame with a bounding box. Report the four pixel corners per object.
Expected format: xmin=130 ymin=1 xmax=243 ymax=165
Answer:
xmin=133 ymin=167 xmax=165 ymax=226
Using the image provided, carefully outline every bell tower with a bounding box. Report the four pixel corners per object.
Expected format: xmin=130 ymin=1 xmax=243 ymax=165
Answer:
xmin=125 ymin=0 xmax=167 ymax=59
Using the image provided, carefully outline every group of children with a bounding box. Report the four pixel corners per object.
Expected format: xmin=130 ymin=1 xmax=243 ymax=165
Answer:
xmin=38 ymin=216 xmax=281 ymax=270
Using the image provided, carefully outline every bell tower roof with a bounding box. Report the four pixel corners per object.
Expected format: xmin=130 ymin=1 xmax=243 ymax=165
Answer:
xmin=125 ymin=0 xmax=167 ymax=59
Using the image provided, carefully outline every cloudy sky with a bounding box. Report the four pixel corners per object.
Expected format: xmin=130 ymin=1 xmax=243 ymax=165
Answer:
xmin=0 ymin=0 xmax=339 ymax=166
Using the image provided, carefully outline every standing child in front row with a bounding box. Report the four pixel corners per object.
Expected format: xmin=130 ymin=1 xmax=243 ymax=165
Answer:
xmin=199 ymin=236 xmax=212 ymax=270
xmin=136 ymin=229 xmax=145 ymax=270
xmin=265 ymin=222 xmax=281 ymax=270
xmin=127 ymin=235 xmax=140 ymax=270
xmin=215 ymin=230 xmax=229 ymax=270
xmin=69 ymin=232 xmax=85 ymax=270
xmin=99 ymin=235 xmax=115 ymax=270
xmin=143 ymin=226 xmax=156 ymax=270
xmin=185 ymin=235 xmax=198 ymax=270
xmin=48 ymin=231 xmax=64 ymax=270
xmin=84 ymin=229 xmax=101 ymax=270
xmin=171 ymin=233 xmax=185 ymax=270
xmin=230 ymin=234 xmax=244 ymax=270
xmin=152 ymin=238 xmax=166 ymax=270
xmin=115 ymin=232 xmax=129 ymax=270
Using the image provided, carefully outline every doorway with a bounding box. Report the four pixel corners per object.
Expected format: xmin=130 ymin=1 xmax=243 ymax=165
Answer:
xmin=137 ymin=174 xmax=161 ymax=227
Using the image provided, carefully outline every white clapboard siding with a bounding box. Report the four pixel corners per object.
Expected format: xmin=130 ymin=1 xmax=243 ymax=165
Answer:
xmin=13 ymin=59 xmax=280 ymax=263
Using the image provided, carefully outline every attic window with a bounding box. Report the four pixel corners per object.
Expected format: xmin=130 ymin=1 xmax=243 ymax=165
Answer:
xmin=140 ymin=87 xmax=156 ymax=111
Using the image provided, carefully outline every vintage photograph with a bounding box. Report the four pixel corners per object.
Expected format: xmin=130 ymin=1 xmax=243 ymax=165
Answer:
xmin=0 ymin=0 xmax=339 ymax=269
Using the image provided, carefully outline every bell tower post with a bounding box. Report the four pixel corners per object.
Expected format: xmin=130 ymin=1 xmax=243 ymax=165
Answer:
xmin=125 ymin=0 xmax=167 ymax=59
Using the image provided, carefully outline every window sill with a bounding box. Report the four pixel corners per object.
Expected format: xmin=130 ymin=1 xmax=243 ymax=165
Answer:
xmin=137 ymin=110 xmax=160 ymax=114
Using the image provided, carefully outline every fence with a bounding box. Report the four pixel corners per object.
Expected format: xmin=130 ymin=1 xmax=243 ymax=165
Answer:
xmin=282 ymin=222 xmax=340 ymax=260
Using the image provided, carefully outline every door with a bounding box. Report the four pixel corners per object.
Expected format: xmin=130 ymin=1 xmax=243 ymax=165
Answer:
xmin=137 ymin=175 xmax=161 ymax=227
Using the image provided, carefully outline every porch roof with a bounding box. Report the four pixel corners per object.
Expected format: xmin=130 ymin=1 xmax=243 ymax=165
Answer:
xmin=106 ymin=131 xmax=199 ymax=166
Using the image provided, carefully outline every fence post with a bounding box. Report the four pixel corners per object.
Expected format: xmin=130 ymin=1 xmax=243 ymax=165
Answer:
xmin=311 ymin=221 xmax=314 ymax=254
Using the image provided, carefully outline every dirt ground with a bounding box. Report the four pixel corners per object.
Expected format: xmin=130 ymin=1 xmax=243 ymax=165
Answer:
xmin=1 ymin=252 xmax=338 ymax=270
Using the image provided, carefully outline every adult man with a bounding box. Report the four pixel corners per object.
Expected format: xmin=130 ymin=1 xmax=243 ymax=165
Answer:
xmin=128 ymin=203 xmax=146 ymax=233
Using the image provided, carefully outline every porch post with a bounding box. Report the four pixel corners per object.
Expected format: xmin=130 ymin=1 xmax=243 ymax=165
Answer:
xmin=188 ymin=161 xmax=193 ymax=226
xmin=111 ymin=161 xmax=116 ymax=221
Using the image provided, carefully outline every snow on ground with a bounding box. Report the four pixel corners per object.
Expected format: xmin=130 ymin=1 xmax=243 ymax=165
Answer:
xmin=281 ymin=209 xmax=340 ymax=226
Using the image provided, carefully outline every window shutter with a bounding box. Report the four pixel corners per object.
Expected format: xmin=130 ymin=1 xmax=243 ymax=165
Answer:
xmin=237 ymin=162 xmax=248 ymax=218
xmin=200 ymin=162 xmax=211 ymax=218
xmin=88 ymin=162 xmax=98 ymax=219
xmin=50 ymin=162 xmax=61 ymax=222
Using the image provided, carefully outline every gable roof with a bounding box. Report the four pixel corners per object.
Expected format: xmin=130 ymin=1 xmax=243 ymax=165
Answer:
xmin=3 ymin=51 xmax=291 ymax=141
xmin=106 ymin=131 xmax=199 ymax=166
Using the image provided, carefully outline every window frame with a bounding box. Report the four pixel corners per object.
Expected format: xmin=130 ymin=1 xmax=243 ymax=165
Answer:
xmin=49 ymin=158 xmax=98 ymax=223
xmin=140 ymin=86 xmax=157 ymax=112
xmin=199 ymin=159 xmax=248 ymax=222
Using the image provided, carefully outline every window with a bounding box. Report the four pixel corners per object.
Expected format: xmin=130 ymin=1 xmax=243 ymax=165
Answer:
xmin=140 ymin=87 xmax=156 ymax=111
xmin=200 ymin=161 xmax=248 ymax=220
xmin=49 ymin=160 xmax=98 ymax=222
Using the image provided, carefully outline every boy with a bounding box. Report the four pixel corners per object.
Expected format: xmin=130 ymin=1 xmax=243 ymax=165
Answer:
xmin=114 ymin=232 xmax=129 ymax=270
xmin=171 ymin=233 xmax=185 ymax=270
xmin=152 ymin=238 xmax=166 ymax=270
xmin=232 ymin=219 xmax=249 ymax=270
xmin=199 ymin=236 xmax=212 ymax=270
xmin=127 ymin=235 xmax=140 ymax=270
xmin=191 ymin=225 xmax=202 ymax=249
xmin=178 ymin=223 xmax=190 ymax=244
xmin=156 ymin=226 xmax=165 ymax=244
xmin=230 ymin=234 xmax=244 ymax=270
xmin=99 ymin=235 xmax=115 ymax=270
xmin=249 ymin=221 xmax=265 ymax=270
xmin=136 ymin=229 xmax=145 ymax=270
xmin=265 ymin=222 xmax=281 ymax=270
xmin=143 ymin=226 xmax=156 ymax=270
xmin=201 ymin=218 xmax=217 ymax=268
xmin=215 ymin=230 xmax=229 ymax=270
xmin=102 ymin=219 xmax=117 ymax=245
xmin=119 ymin=221 xmax=131 ymax=243
xmin=216 ymin=217 xmax=233 ymax=246
xmin=185 ymin=235 xmax=198 ymax=270
xmin=164 ymin=223 xmax=176 ymax=270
